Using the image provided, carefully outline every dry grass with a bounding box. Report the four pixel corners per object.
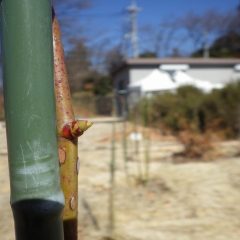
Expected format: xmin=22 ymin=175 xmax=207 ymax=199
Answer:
xmin=1 ymin=122 xmax=240 ymax=240
xmin=173 ymin=131 xmax=213 ymax=161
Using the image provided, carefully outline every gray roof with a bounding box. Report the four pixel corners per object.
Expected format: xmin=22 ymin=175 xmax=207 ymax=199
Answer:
xmin=126 ymin=58 xmax=240 ymax=66
xmin=112 ymin=58 xmax=240 ymax=76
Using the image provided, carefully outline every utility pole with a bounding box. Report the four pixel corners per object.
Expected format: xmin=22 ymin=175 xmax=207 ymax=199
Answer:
xmin=203 ymin=31 xmax=209 ymax=59
xmin=127 ymin=0 xmax=140 ymax=58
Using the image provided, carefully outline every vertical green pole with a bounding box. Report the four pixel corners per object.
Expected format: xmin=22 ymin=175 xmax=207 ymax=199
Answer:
xmin=122 ymin=119 xmax=129 ymax=181
xmin=109 ymin=122 xmax=116 ymax=237
xmin=143 ymin=97 xmax=150 ymax=182
xmin=1 ymin=1 xmax=64 ymax=239
xmin=134 ymin=104 xmax=142 ymax=180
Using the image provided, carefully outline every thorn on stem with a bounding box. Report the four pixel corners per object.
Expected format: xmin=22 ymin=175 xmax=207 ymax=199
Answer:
xmin=61 ymin=120 xmax=93 ymax=140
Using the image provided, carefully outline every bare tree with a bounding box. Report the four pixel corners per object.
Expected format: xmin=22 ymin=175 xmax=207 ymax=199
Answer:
xmin=53 ymin=0 xmax=92 ymax=48
xmin=222 ymin=9 xmax=240 ymax=34
xmin=65 ymin=40 xmax=92 ymax=92
xmin=137 ymin=8 xmax=240 ymax=58
xmin=104 ymin=46 xmax=125 ymax=75
xmin=178 ymin=5 xmax=240 ymax=58
xmin=139 ymin=21 xmax=185 ymax=57
xmin=178 ymin=10 xmax=225 ymax=57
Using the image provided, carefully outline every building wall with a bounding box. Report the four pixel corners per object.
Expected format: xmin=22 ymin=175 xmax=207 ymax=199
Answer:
xmin=127 ymin=65 xmax=240 ymax=86
xmin=114 ymin=62 xmax=240 ymax=115
xmin=187 ymin=67 xmax=240 ymax=84
xmin=129 ymin=68 xmax=154 ymax=84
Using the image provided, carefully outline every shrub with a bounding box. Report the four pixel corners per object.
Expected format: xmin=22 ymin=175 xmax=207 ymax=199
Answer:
xmin=132 ymin=81 xmax=240 ymax=139
xmin=146 ymin=86 xmax=205 ymax=133
xmin=178 ymin=131 xmax=212 ymax=159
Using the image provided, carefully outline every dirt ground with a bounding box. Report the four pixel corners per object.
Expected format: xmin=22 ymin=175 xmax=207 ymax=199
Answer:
xmin=0 ymin=120 xmax=240 ymax=240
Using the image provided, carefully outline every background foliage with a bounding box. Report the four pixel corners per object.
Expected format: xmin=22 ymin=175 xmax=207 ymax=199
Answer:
xmin=135 ymin=82 xmax=240 ymax=139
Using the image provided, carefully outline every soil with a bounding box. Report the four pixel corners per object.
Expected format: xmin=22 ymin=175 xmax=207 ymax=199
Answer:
xmin=0 ymin=120 xmax=240 ymax=240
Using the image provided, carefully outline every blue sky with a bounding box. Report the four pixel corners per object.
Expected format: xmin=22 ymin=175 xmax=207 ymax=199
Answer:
xmin=86 ymin=0 xmax=239 ymax=26
xmin=55 ymin=0 xmax=240 ymax=56
xmin=0 ymin=0 xmax=239 ymax=86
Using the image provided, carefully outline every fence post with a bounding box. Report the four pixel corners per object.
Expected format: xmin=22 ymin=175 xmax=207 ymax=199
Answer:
xmin=109 ymin=122 xmax=116 ymax=236
xmin=1 ymin=1 xmax=64 ymax=239
xmin=134 ymin=103 xmax=142 ymax=180
xmin=122 ymin=118 xmax=129 ymax=181
xmin=143 ymin=97 xmax=151 ymax=182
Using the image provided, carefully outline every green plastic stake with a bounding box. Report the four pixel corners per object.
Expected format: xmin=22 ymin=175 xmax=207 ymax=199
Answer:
xmin=1 ymin=1 xmax=64 ymax=239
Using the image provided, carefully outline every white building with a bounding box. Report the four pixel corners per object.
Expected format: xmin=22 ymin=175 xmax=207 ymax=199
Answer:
xmin=113 ymin=58 xmax=240 ymax=115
